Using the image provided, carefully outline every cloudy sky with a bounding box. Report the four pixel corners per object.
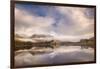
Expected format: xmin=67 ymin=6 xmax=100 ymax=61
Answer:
xmin=15 ymin=3 xmax=95 ymax=41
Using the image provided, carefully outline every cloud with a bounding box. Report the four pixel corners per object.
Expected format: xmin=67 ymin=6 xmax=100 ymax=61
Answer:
xmin=55 ymin=7 xmax=94 ymax=36
xmin=15 ymin=4 xmax=95 ymax=41
xmin=15 ymin=46 xmax=94 ymax=67
xmin=15 ymin=8 xmax=55 ymax=36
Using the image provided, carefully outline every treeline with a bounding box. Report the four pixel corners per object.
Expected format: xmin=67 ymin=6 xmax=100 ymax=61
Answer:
xmin=79 ymin=37 xmax=95 ymax=48
xmin=15 ymin=40 xmax=33 ymax=51
xmin=15 ymin=40 xmax=54 ymax=51
xmin=60 ymin=37 xmax=95 ymax=48
xmin=15 ymin=37 xmax=95 ymax=51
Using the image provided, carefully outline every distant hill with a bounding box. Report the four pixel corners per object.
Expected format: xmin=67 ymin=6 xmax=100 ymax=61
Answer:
xmin=15 ymin=34 xmax=24 ymax=38
xmin=60 ymin=37 xmax=95 ymax=48
xmin=89 ymin=37 xmax=94 ymax=41
xmin=80 ymin=37 xmax=94 ymax=43
xmin=30 ymin=34 xmax=53 ymax=38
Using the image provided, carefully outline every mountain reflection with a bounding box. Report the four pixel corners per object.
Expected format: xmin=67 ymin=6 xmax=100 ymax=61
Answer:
xmin=15 ymin=46 xmax=94 ymax=67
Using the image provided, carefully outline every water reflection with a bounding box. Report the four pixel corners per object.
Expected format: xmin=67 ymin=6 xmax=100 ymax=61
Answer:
xmin=15 ymin=46 xmax=94 ymax=67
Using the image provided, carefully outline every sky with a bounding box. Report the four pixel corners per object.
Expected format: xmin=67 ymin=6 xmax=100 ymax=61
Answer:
xmin=15 ymin=3 xmax=95 ymax=41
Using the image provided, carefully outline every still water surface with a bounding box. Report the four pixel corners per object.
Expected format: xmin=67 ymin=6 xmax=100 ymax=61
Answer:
xmin=15 ymin=46 xmax=94 ymax=67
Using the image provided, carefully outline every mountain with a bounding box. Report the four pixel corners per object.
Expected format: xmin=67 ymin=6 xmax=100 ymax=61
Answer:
xmin=30 ymin=34 xmax=53 ymax=38
xmin=15 ymin=34 xmax=24 ymax=38
xmin=15 ymin=34 xmax=54 ymax=42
